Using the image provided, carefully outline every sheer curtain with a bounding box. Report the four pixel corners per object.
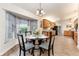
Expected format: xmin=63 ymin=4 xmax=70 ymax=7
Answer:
xmin=16 ymin=18 xmax=29 ymax=33
xmin=30 ymin=20 xmax=38 ymax=32
xmin=5 ymin=12 xmax=16 ymax=43
xmin=5 ymin=12 xmax=38 ymax=43
xmin=17 ymin=18 xmax=38 ymax=33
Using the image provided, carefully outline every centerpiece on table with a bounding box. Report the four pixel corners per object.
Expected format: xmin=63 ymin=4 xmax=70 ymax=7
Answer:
xmin=33 ymin=28 xmax=43 ymax=37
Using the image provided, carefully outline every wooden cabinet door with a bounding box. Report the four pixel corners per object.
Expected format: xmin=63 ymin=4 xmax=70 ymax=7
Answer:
xmin=64 ymin=31 xmax=72 ymax=37
xmin=74 ymin=32 xmax=77 ymax=45
xmin=43 ymin=19 xmax=55 ymax=29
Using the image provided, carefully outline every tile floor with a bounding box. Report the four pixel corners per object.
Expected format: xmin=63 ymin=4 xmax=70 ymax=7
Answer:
xmin=3 ymin=35 xmax=79 ymax=56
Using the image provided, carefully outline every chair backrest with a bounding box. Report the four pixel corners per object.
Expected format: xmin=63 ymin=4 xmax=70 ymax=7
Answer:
xmin=48 ymin=31 xmax=53 ymax=50
xmin=42 ymin=30 xmax=56 ymax=50
xmin=45 ymin=31 xmax=55 ymax=49
xmin=17 ymin=34 xmax=25 ymax=50
xmin=42 ymin=30 xmax=53 ymax=50
xmin=25 ymin=31 xmax=32 ymax=36
xmin=50 ymin=30 xmax=55 ymax=53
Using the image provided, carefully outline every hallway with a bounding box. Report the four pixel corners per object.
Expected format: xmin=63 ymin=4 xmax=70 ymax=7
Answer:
xmin=3 ymin=36 xmax=79 ymax=56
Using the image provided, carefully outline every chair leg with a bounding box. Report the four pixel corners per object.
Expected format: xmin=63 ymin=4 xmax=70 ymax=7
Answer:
xmin=33 ymin=40 xmax=35 ymax=45
xmin=39 ymin=48 xmax=42 ymax=56
xmin=52 ymin=36 xmax=55 ymax=56
xmin=52 ymin=48 xmax=54 ymax=55
xmin=31 ymin=49 xmax=33 ymax=55
xmin=19 ymin=49 xmax=21 ymax=56
xmin=33 ymin=48 xmax=34 ymax=56
xmin=48 ymin=50 xmax=50 ymax=56
xmin=41 ymin=49 xmax=44 ymax=54
xmin=23 ymin=50 xmax=26 ymax=56
xmin=52 ymin=44 xmax=54 ymax=55
xmin=31 ymin=48 xmax=34 ymax=56
xmin=29 ymin=50 xmax=30 ymax=53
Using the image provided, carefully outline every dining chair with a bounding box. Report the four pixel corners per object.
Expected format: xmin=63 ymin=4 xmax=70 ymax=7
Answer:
xmin=51 ymin=34 xmax=55 ymax=55
xmin=50 ymin=31 xmax=56 ymax=56
xmin=17 ymin=34 xmax=34 ymax=56
xmin=39 ymin=31 xmax=54 ymax=56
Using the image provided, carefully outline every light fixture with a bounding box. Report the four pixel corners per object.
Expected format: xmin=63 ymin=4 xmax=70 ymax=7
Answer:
xmin=36 ymin=3 xmax=45 ymax=17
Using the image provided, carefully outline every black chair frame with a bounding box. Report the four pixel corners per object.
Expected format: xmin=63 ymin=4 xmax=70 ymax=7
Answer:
xmin=17 ymin=34 xmax=34 ymax=56
xmin=39 ymin=31 xmax=53 ymax=56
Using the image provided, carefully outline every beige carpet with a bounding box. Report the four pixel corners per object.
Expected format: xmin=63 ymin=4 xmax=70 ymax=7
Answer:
xmin=3 ymin=36 xmax=79 ymax=56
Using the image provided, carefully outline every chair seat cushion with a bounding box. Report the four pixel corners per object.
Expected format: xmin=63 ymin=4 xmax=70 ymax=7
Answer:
xmin=39 ymin=42 xmax=49 ymax=50
xmin=25 ymin=43 xmax=34 ymax=50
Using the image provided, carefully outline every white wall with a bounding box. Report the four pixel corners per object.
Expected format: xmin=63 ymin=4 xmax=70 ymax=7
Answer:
xmin=0 ymin=4 xmax=38 ymax=55
xmin=0 ymin=4 xmax=38 ymax=20
xmin=77 ymin=16 xmax=79 ymax=49
xmin=0 ymin=8 xmax=17 ymax=56
xmin=0 ymin=8 xmax=6 ymax=47
xmin=77 ymin=4 xmax=79 ymax=49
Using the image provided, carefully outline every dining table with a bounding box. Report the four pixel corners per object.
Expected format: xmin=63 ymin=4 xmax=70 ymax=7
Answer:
xmin=24 ymin=30 xmax=55 ymax=55
xmin=25 ymin=34 xmax=49 ymax=50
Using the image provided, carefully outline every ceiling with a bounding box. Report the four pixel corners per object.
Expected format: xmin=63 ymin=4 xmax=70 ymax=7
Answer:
xmin=12 ymin=3 xmax=78 ymax=21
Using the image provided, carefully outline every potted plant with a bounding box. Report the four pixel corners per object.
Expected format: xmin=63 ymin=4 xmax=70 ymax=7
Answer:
xmin=19 ymin=24 xmax=27 ymax=33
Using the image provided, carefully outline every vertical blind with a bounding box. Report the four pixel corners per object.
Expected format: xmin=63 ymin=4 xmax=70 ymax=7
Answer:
xmin=5 ymin=12 xmax=38 ymax=43
xmin=5 ymin=12 xmax=16 ymax=43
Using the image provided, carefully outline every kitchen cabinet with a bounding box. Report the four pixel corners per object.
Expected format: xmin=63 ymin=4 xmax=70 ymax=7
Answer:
xmin=64 ymin=31 xmax=73 ymax=37
xmin=64 ymin=31 xmax=78 ymax=46
xmin=74 ymin=32 xmax=77 ymax=46
xmin=43 ymin=19 xmax=55 ymax=29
